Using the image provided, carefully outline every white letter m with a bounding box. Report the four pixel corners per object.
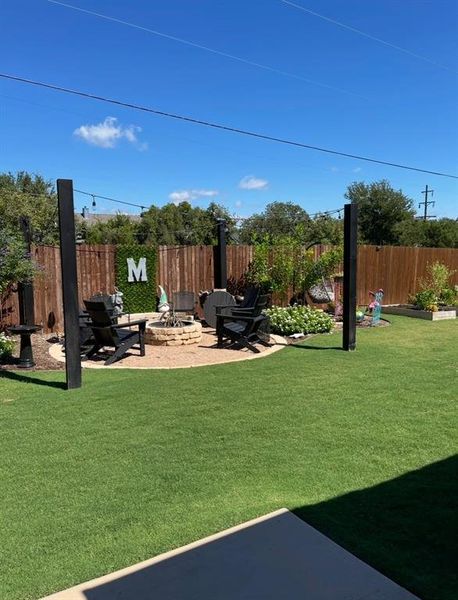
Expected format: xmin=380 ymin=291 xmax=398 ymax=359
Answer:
xmin=127 ymin=257 xmax=148 ymax=282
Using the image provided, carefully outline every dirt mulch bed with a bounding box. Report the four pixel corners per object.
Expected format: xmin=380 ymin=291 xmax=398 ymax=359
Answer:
xmin=333 ymin=316 xmax=390 ymax=329
xmin=0 ymin=333 xmax=64 ymax=371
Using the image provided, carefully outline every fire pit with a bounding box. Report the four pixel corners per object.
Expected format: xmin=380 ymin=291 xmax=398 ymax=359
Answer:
xmin=145 ymin=320 xmax=202 ymax=346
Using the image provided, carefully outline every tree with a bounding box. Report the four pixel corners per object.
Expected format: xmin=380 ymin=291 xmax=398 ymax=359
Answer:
xmin=0 ymin=172 xmax=58 ymax=244
xmin=239 ymin=202 xmax=344 ymax=246
xmin=296 ymin=214 xmax=344 ymax=246
xmin=137 ymin=201 xmax=236 ymax=246
xmin=239 ymin=202 xmax=309 ymax=243
xmin=394 ymin=218 xmax=458 ymax=248
xmin=83 ymin=214 xmax=140 ymax=245
xmin=345 ymin=180 xmax=415 ymax=245
xmin=0 ymin=223 xmax=37 ymax=323
xmin=422 ymin=219 xmax=458 ymax=248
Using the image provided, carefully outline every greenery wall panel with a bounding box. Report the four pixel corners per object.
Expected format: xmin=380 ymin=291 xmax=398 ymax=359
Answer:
xmin=115 ymin=245 xmax=157 ymax=313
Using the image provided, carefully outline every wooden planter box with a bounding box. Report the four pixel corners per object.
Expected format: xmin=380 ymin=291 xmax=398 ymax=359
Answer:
xmin=382 ymin=305 xmax=456 ymax=321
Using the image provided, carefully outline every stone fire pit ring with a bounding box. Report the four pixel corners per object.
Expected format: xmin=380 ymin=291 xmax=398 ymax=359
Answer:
xmin=145 ymin=320 xmax=202 ymax=346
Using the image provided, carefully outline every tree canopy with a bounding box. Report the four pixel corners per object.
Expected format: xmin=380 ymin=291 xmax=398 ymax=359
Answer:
xmin=0 ymin=172 xmax=58 ymax=244
xmin=1 ymin=171 xmax=456 ymax=248
xmin=345 ymin=180 xmax=416 ymax=245
xmin=239 ymin=201 xmax=344 ymax=245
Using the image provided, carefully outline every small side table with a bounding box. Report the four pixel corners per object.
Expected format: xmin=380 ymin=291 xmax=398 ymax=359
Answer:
xmin=7 ymin=325 xmax=42 ymax=369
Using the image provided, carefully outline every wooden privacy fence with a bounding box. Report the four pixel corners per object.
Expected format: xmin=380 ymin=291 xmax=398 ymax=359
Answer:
xmin=1 ymin=244 xmax=457 ymax=333
xmin=157 ymin=245 xmax=253 ymax=296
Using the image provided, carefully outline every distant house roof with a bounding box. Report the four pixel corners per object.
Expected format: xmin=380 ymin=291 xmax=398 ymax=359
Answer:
xmin=76 ymin=208 xmax=141 ymax=224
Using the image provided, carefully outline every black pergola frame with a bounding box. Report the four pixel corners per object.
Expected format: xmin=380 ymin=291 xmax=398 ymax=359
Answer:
xmin=55 ymin=195 xmax=357 ymax=390
xmin=57 ymin=179 xmax=82 ymax=389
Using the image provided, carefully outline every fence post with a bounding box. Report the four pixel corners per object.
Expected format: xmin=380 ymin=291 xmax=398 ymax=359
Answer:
xmin=57 ymin=179 xmax=82 ymax=389
xmin=343 ymin=203 xmax=358 ymax=351
xmin=214 ymin=218 xmax=227 ymax=289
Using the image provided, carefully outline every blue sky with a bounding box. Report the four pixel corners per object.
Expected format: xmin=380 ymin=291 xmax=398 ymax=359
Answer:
xmin=1 ymin=0 xmax=457 ymax=217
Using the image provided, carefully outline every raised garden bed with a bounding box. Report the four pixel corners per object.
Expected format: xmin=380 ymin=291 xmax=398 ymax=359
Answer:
xmin=383 ymin=305 xmax=456 ymax=321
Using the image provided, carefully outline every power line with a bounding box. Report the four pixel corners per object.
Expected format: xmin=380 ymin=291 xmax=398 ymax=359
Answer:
xmin=279 ymin=0 xmax=457 ymax=74
xmin=234 ymin=208 xmax=343 ymax=221
xmin=46 ymin=0 xmax=362 ymax=99
xmin=8 ymin=186 xmax=344 ymax=219
xmin=1 ymin=73 xmax=457 ymax=179
xmin=74 ymin=189 xmax=147 ymax=211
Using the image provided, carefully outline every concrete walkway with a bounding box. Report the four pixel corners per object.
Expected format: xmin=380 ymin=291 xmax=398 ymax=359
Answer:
xmin=42 ymin=509 xmax=419 ymax=600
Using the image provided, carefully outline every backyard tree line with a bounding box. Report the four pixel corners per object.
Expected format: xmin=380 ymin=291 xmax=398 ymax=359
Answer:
xmin=1 ymin=171 xmax=457 ymax=249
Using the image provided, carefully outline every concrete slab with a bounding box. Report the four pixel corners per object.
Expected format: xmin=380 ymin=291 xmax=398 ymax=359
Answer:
xmin=41 ymin=509 xmax=419 ymax=600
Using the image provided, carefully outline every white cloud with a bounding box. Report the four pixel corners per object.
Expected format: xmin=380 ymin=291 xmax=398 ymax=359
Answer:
xmin=168 ymin=189 xmax=218 ymax=205
xmin=330 ymin=166 xmax=340 ymax=173
xmin=235 ymin=200 xmax=242 ymax=209
xmin=353 ymin=167 xmax=362 ymax=173
xmin=73 ymin=116 xmax=147 ymax=150
xmin=238 ymin=175 xmax=269 ymax=190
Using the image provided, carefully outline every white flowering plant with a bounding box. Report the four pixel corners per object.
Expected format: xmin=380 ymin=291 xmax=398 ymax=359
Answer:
xmin=265 ymin=305 xmax=334 ymax=336
xmin=0 ymin=332 xmax=15 ymax=360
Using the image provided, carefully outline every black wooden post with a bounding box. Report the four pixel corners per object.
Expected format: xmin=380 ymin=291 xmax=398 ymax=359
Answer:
xmin=18 ymin=217 xmax=35 ymax=326
xmin=343 ymin=203 xmax=358 ymax=351
xmin=57 ymin=179 xmax=82 ymax=389
xmin=214 ymin=218 xmax=227 ymax=289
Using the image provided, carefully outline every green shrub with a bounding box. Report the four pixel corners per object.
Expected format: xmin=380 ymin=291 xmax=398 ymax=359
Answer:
xmin=247 ymin=236 xmax=343 ymax=303
xmin=440 ymin=287 xmax=457 ymax=306
xmin=411 ymin=289 xmax=438 ymax=312
xmin=425 ymin=262 xmax=455 ymax=297
xmin=0 ymin=332 xmax=15 ymax=360
xmin=411 ymin=261 xmax=457 ymax=311
xmin=266 ymin=305 xmax=334 ymax=336
xmin=298 ymin=247 xmax=343 ymax=293
xmin=115 ymin=245 xmax=157 ymax=313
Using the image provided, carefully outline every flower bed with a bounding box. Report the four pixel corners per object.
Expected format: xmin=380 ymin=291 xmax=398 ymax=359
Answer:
xmin=266 ymin=306 xmax=334 ymax=336
xmin=0 ymin=332 xmax=15 ymax=361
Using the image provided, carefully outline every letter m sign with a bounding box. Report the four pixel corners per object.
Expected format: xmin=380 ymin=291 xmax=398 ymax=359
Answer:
xmin=127 ymin=257 xmax=148 ymax=282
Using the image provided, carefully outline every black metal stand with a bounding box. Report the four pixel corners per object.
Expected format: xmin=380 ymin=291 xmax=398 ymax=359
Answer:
xmin=7 ymin=325 xmax=41 ymax=368
xmin=343 ymin=203 xmax=358 ymax=351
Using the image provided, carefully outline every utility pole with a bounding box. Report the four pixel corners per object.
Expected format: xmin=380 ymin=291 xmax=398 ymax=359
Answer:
xmin=419 ymin=185 xmax=435 ymax=221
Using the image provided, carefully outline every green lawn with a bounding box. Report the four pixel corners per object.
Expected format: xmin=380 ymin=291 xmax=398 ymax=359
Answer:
xmin=1 ymin=316 xmax=457 ymax=600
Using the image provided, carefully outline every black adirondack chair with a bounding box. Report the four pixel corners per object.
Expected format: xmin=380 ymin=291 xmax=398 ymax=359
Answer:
xmin=78 ymin=295 xmax=118 ymax=354
xmin=83 ymin=300 xmax=147 ymax=365
xmin=216 ymin=286 xmax=260 ymax=318
xmin=216 ymin=294 xmax=270 ymax=353
xmin=172 ymin=291 xmax=196 ymax=315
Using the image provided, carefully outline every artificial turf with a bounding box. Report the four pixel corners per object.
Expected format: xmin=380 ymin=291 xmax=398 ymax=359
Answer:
xmin=0 ymin=315 xmax=456 ymax=600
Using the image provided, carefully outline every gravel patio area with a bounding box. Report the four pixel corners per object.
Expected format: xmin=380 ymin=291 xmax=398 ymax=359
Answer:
xmin=48 ymin=327 xmax=285 ymax=369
